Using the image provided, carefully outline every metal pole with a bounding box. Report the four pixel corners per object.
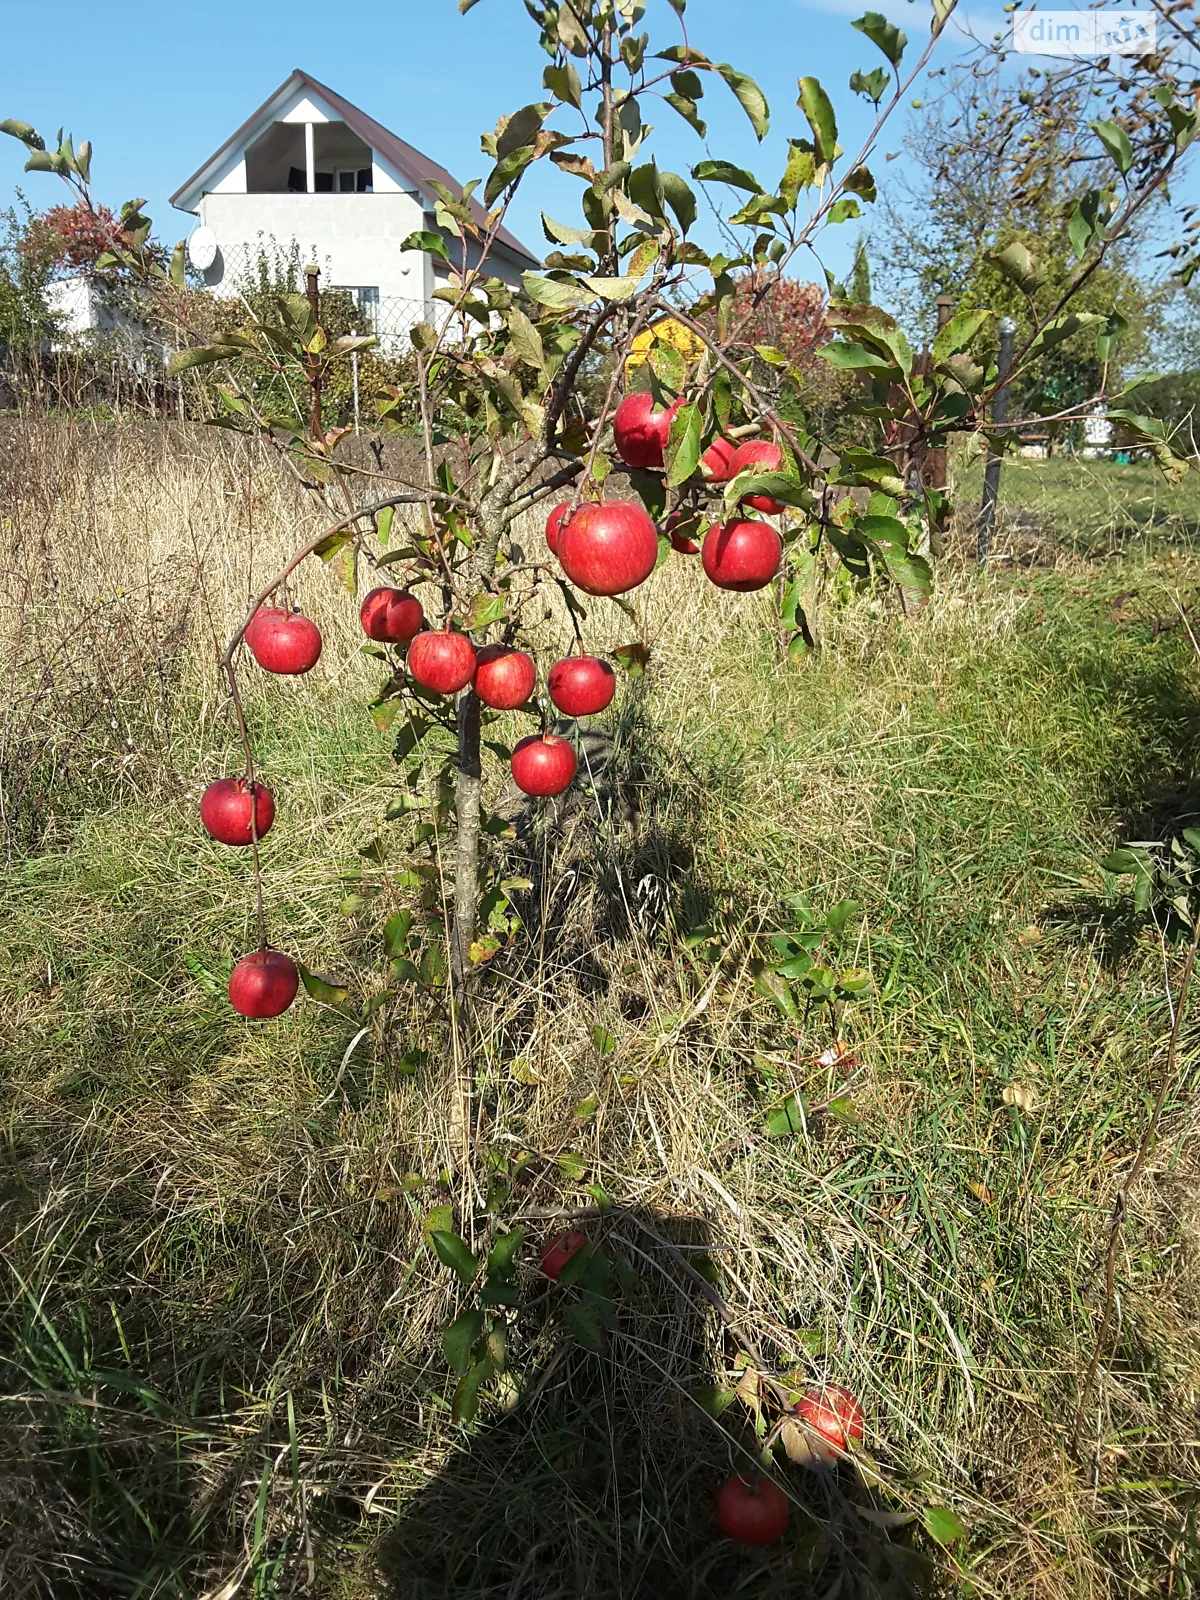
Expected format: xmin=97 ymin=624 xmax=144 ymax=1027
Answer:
xmin=978 ymin=316 xmax=1017 ymax=567
xmin=351 ymin=336 xmax=360 ymax=435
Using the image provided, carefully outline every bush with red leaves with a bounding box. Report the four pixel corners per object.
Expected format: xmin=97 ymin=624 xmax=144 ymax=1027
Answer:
xmin=19 ymin=203 xmax=134 ymax=273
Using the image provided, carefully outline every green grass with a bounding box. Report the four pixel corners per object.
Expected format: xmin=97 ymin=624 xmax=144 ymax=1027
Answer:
xmin=3 ymin=447 xmax=1200 ymax=1597
xmin=952 ymin=452 xmax=1200 ymax=555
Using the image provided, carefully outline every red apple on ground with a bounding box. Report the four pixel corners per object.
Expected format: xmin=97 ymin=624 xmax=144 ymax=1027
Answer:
xmin=540 ymin=1231 xmax=587 ymax=1280
xmin=511 ymin=733 xmax=577 ymax=797
xmin=795 ymin=1385 xmax=864 ymax=1462
xmin=717 ymin=1475 xmax=790 ymax=1546
xmin=612 ymin=391 xmax=683 ymax=469
xmin=474 ymin=644 xmax=536 ymax=709
xmin=245 ymin=607 xmax=323 ymax=675
xmin=360 ymin=586 xmax=424 ymax=645
xmin=557 ymin=501 xmax=659 ymax=596
xmin=548 ymin=655 xmax=616 ymax=717
xmin=730 ymin=439 xmax=787 ymax=514
xmin=546 ymin=501 xmax=570 ymax=555
xmin=663 ymin=509 xmax=702 ymax=555
xmin=700 ymin=436 xmax=738 ymax=482
xmin=408 ymin=629 xmax=477 ymax=696
xmin=702 ymin=520 xmax=782 ymax=593
xmin=200 ymin=777 xmax=275 ymax=846
xmin=228 ymin=949 xmax=300 ymax=1019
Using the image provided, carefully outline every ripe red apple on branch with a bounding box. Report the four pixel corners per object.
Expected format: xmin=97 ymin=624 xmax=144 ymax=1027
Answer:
xmin=245 ymin=607 xmax=323 ymax=675
xmin=548 ymin=655 xmax=616 ymax=717
xmin=200 ymin=777 xmax=275 ymax=846
xmin=702 ymin=520 xmax=783 ymax=592
xmin=612 ymin=392 xmax=683 ymax=469
xmin=556 ymin=501 xmax=659 ymax=596
xmin=228 ymin=949 xmax=300 ymax=1019
xmin=545 ymin=502 xmax=570 ymax=555
xmin=795 ymin=1384 xmax=865 ymax=1463
xmin=474 ymin=644 xmax=536 ymax=709
xmin=717 ymin=1474 xmax=790 ymax=1546
xmin=730 ymin=440 xmax=788 ymax=515
xmin=408 ymin=627 xmax=477 ymax=696
xmin=511 ymin=733 xmax=577 ymax=797
xmin=360 ymin=586 xmax=425 ymax=645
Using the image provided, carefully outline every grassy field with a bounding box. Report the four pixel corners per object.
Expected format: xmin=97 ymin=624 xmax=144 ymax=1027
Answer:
xmin=2 ymin=424 xmax=1200 ymax=1599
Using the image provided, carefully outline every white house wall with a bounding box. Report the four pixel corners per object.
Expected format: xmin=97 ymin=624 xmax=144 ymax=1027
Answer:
xmin=197 ymin=191 xmax=429 ymax=304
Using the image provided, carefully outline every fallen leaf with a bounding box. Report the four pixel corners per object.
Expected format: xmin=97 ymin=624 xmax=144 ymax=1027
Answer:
xmin=967 ymin=1180 xmax=995 ymax=1204
xmin=1002 ymin=1083 xmax=1037 ymax=1113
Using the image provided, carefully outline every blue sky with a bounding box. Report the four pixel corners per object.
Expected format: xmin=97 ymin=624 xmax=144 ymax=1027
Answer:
xmin=0 ymin=0 xmax=975 ymax=289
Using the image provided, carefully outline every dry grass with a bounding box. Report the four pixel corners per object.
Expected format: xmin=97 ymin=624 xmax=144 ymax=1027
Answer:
xmin=1 ymin=417 xmax=1199 ymax=1599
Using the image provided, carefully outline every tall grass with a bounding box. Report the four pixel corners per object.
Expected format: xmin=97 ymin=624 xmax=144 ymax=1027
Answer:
xmin=1 ymin=417 xmax=1199 ymax=1598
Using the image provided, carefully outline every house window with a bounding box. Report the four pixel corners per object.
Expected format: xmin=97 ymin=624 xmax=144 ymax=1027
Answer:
xmin=338 ymin=168 xmax=374 ymax=193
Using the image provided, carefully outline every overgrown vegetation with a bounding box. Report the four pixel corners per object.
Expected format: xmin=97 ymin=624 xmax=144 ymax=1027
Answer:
xmin=1 ymin=419 xmax=1199 ymax=1597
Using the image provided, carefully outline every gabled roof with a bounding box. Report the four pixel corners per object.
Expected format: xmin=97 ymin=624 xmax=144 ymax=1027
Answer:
xmin=169 ymin=69 xmax=538 ymax=269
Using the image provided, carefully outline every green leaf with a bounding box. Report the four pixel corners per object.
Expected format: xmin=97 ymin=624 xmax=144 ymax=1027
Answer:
xmin=850 ymin=67 xmax=888 ymax=104
xmin=852 ymin=10 xmax=906 ymax=65
xmin=581 ymin=275 xmax=644 ymax=302
xmin=556 ymin=1150 xmax=588 ymax=1180
xmin=167 ymin=345 xmax=229 ymax=375
xmin=443 ymin=1309 xmax=486 ymax=1374
xmin=798 ymin=77 xmax=838 ymax=168
xmin=754 ymin=965 xmax=798 ymax=1018
xmin=168 ymin=240 xmax=187 ymax=289
xmin=522 ymin=272 xmax=591 ymax=310
xmin=766 ymin=1092 xmax=806 ymax=1137
xmin=665 ymin=401 xmax=703 ymax=486
xmin=401 ymin=229 xmax=451 ymax=262
xmin=452 ymin=1357 xmax=493 ymax=1422
xmin=819 ymin=341 xmax=895 ymax=374
xmin=565 ymin=1301 xmax=606 ymax=1352
xmin=383 ymin=911 xmax=413 ymax=958
xmin=991 ymin=241 xmax=1039 ymax=294
xmin=496 ymin=102 xmax=551 ymax=162
xmin=1024 ymin=311 xmax=1105 ymax=361
xmin=0 ymin=119 xmax=42 ymax=148
xmin=665 ymin=92 xmax=707 ymax=138
xmin=573 ymin=1092 xmax=599 ymax=1121
xmin=486 ymin=1226 xmax=525 ymax=1279
xmin=592 ymin=1024 xmax=617 ymax=1055
xmin=297 ymin=966 xmax=350 ymax=1010
xmin=692 ymin=159 xmax=762 ymax=193
xmin=661 ymin=171 xmax=697 ymax=233
xmin=933 ymin=308 xmax=989 ymax=360
xmin=544 ymin=62 xmax=583 ymax=109
xmin=693 ymin=1384 xmax=736 ymax=1417
xmin=1068 ymin=188 xmax=1112 ymax=259
xmin=827 ymin=197 xmax=861 ymax=225
xmin=1091 ymin=118 xmax=1133 ymax=176
xmin=717 ymin=63 xmax=770 ymax=140
xmin=424 ymin=1203 xmax=453 ymax=1239
xmin=431 ymin=1230 xmax=479 ymax=1285
xmin=922 ymin=1506 xmax=967 ymax=1545
xmin=780 ymin=142 xmax=817 ymax=208
xmin=485 ymin=145 xmax=537 ymax=206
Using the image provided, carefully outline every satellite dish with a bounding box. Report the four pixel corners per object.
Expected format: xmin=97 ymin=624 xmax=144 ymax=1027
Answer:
xmin=187 ymin=226 xmax=218 ymax=272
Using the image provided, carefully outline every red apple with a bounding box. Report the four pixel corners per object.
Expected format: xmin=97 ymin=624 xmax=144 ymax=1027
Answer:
xmin=546 ymin=501 xmax=570 ymax=556
xmin=474 ymin=644 xmax=536 ymax=709
xmin=795 ymin=1385 xmax=864 ymax=1462
xmin=612 ymin=392 xmax=683 ymax=469
xmin=228 ymin=949 xmax=300 ymax=1019
xmin=701 ymin=519 xmax=782 ymax=592
xmin=408 ymin=628 xmax=477 ymax=696
xmin=548 ymin=656 xmax=616 ymax=717
xmin=540 ymin=1231 xmax=587 ymax=1280
xmin=730 ymin=439 xmax=787 ymax=514
xmin=701 ymin=436 xmax=738 ymax=482
xmin=717 ymin=1475 xmax=789 ymax=1546
xmin=557 ymin=501 xmax=659 ymax=596
xmin=360 ymin=586 xmax=424 ymax=645
xmin=246 ymin=607 xmax=322 ymax=675
xmin=200 ymin=777 xmax=275 ymax=846
xmin=511 ymin=733 xmax=577 ymax=797
xmin=663 ymin=510 xmax=702 ymax=555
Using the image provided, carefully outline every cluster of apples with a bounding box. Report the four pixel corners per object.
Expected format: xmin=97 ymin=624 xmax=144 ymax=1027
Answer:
xmin=540 ymin=392 xmax=788 ymax=603
xmin=539 ymin=1230 xmax=863 ymax=1547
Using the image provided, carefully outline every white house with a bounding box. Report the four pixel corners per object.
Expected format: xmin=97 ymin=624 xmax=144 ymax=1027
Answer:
xmin=169 ymin=69 xmax=540 ymax=345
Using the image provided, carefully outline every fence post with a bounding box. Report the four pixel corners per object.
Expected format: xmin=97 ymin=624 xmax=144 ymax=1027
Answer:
xmin=351 ymin=335 xmax=360 ymax=435
xmin=304 ymin=263 xmax=322 ymax=441
xmin=978 ymin=315 xmax=1017 ymax=566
